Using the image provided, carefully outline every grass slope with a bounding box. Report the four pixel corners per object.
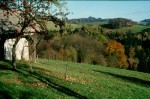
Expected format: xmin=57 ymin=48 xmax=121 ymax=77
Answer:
xmin=113 ymin=25 xmax=150 ymax=33
xmin=0 ymin=59 xmax=150 ymax=99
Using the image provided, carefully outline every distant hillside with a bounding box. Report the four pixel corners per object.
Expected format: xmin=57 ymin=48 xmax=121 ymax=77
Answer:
xmin=141 ymin=19 xmax=150 ymax=22
xmin=67 ymin=16 xmax=109 ymax=23
xmin=101 ymin=18 xmax=138 ymax=29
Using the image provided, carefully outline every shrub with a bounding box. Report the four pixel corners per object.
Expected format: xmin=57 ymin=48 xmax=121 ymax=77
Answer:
xmin=60 ymin=34 xmax=107 ymax=66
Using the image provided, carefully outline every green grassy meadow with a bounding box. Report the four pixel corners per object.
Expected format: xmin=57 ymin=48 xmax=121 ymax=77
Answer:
xmin=0 ymin=59 xmax=150 ymax=99
xmin=46 ymin=21 xmax=60 ymax=30
xmin=112 ymin=25 xmax=150 ymax=33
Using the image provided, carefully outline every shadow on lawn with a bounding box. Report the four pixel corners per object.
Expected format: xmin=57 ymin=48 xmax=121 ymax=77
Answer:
xmin=0 ymin=90 xmax=12 ymax=99
xmin=93 ymin=70 xmax=150 ymax=87
xmin=0 ymin=81 xmax=36 ymax=99
xmin=0 ymin=61 xmax=13 ymax=70
xmin=0 ymin=61 xmax=88 ymax=99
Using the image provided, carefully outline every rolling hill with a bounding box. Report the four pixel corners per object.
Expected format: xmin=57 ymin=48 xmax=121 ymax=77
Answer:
xmin=0 ymin=59 xmax=150 ymax=99
xmin=141 ymin=19 xmax=150 ymax=23
xmin=67 ymin=16 xmax=109 ymax=23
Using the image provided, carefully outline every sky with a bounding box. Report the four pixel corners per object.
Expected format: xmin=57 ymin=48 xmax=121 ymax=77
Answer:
xmin=66 ymin=1 xmax=150 ymax=22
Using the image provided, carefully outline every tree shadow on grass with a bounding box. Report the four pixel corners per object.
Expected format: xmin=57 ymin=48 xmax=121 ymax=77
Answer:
xmin=19 ymin=91 xmax=36 ymax=99
xmin=32 ymin=71 xmax=88 ymax=99
xmin=0 ymin=60 xmax=13 ymax=70
xmin=0 ymin=82 xmax=12 ymax=99
xmin=93 ymin=70 xmax=150 ymax=87
xmin=0 ymin=61 xmax=88 ymax=99
xmin=0 ymin=81 xmax=36 ymax=99
xmin=16 ymin=68 xmax=88 ymax=99
xmin=0 ymin=91 xmax=12 ymax=99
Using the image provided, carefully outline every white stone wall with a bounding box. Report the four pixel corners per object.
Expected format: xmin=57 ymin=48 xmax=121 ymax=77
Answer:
xmin=4 ymin=38 xmax=29 ymax=60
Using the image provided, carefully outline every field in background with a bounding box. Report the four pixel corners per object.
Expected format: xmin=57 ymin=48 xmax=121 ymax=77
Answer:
xmin=0 ymin=59 xmax=150 ymax=99
xmin=112 ymin=25 xmax=150 ymax=33
xmin=47 ymin=21 xmax=150 ymax=33
xmin=46 ymin=21 xmax=60 ymax=30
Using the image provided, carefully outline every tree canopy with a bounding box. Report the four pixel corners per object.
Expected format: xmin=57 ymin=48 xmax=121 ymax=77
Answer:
xmin=0 ymin=0 xmax=68 ymax=69
xmin=0 ymin=0 xmax=67 ymax=36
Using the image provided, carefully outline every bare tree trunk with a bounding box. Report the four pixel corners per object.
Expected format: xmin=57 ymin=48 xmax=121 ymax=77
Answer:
xmin=30 ymin=34 xmax=38 ymax=63
xmin=12 ymin=37 xmax=20 ymax=70
xmin=33 ymin=40 xmax=37 ymax=63
xmin=29 ymin=55 xmax=33 ymax=72
xmin=28 ymin=34 xmax=41 ymax=72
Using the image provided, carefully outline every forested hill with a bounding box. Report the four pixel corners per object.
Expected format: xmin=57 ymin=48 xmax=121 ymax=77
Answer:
xmin=67 ymin=16 xmax=139 ymax=24
xmin=67 ymin=16 xmax=109 ymax=23
xmin=141 ymin=19 xmax=150 ymax=22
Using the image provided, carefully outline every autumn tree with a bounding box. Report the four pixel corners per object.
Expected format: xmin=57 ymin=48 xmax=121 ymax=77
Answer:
xmin=106 ymin=40 xmax=128 ymax=68
xmin=128 ymin=47 xmax=139 ymax=70
xmin=0 ymin=0 xmax=67 ymax=69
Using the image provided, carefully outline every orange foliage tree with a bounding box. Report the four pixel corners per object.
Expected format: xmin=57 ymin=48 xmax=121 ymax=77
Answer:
xmin=106 ymin=40 xmax=128 ymax=68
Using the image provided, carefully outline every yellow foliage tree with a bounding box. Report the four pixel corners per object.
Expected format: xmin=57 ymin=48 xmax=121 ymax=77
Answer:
xmin=107 ymin=40 xmax=128 ymax=68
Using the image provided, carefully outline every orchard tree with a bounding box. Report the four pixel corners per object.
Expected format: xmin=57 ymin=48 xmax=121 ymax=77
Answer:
xmin=0 ymin=0 xmax=68 ymax=69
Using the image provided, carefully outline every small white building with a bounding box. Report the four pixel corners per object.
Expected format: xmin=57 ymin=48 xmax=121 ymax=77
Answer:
xmin=4 ymin=38 xmax=29 ymax=60
xmin=0 ymin=10 xmax=41 ymax=61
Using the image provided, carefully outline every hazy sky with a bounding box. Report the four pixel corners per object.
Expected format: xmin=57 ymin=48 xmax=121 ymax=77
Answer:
xmin=66 ymin=1 xmax=150 ymax=22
